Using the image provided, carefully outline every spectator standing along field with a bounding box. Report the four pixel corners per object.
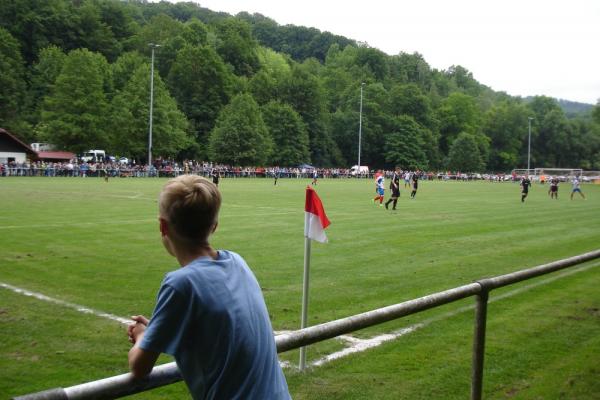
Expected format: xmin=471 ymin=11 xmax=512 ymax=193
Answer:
xmin=127 ymin=175 xmax=290 ymax=399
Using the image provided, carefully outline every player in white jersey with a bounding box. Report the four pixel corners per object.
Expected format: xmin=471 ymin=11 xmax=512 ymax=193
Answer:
xmin=570 ymin=177 xmax=586 ymax=200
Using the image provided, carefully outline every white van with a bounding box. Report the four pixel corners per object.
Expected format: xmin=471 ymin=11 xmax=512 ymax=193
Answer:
xmin=30 ymin=143 xmax=55 ymax=152
xmin=350 ymin=165 xmax=369 ymax=176
xmin=81 ymin=150 xmax=106 ymax=163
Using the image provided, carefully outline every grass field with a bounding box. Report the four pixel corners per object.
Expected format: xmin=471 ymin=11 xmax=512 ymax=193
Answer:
xmin=1 ymin=176 xmax=599 ymax=399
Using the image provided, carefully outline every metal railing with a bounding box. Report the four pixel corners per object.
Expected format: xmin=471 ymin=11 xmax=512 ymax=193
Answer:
xmin=13 ymin=249 xmax=600 ymax=400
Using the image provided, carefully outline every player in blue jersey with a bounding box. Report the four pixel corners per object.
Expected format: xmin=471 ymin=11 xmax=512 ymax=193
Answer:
xmin=373 ymin=171 xmax=385 ymax=206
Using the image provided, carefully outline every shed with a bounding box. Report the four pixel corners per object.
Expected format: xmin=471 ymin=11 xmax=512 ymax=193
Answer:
xmin=0 ymin=128 xmax=36 ymax=163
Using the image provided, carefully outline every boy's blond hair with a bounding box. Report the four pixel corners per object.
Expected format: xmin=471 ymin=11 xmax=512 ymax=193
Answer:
xmin=159 ymin=175 xmax=221 ymax=245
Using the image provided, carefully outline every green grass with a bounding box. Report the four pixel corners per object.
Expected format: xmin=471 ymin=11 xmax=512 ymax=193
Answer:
xmin=1 ymin=177 xmax=599 ymax=399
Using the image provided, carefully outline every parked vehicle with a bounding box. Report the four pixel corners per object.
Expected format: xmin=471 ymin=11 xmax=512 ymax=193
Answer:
xmin=30 ymin=143 xmax=55 ymax=152
xmin=80 ymin=150 xmax=106 ymax=163
xmin=350 ymin=165 xmax=369 ymax=176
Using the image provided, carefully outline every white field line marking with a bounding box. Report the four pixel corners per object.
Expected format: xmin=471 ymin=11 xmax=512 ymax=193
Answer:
xmin=305 ymin=262 xmax=599 ymax=368
xmin=0 ymin=219 xmax=156 ymax=230
xmin=0 ymin=210 xmax=300 ymax=230
xmin=2 ymin=262 xmax=596 ymax=370
xmin=0 ymin=282 xmax=132 ymax=325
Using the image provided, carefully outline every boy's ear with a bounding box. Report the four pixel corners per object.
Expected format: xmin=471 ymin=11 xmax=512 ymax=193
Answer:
xmin=211 ymin=222 xmax=218 ymax=234
xmin=159 ymin=217 xmax=169 ymax=237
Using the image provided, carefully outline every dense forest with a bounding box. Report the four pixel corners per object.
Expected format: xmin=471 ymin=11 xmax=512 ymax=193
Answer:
xmin=1 ymin=0 xmax=599 ymax=171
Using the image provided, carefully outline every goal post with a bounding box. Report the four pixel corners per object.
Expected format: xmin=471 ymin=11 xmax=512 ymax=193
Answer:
xmin=511 ymin=168 xmax=583 ymax=177
xmin=533 ymin=168 xmax=582 ymax=178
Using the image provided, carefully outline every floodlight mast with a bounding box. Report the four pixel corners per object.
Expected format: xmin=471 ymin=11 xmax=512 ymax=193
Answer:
xmin=357 ymin=82 xmax=365 ymax=176
xmin=148 ymin=43 xmax=161 ymax=167
xmin=527 ymin=117 xmax=534 ymax=175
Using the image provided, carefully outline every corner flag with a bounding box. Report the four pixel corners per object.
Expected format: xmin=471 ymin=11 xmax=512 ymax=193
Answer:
xmin=304 ymin=186 xmax=331 ymax=243
xmin=300 ymin=186 xmax=330 ymax=370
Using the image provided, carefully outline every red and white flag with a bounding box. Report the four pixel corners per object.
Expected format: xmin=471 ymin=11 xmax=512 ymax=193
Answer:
xmin=304 ymin=186 xmax=331 ymax=243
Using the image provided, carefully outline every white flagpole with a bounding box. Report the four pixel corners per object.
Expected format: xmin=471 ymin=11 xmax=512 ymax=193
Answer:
xmin=299 ymin=235 xmax=311 ymax=370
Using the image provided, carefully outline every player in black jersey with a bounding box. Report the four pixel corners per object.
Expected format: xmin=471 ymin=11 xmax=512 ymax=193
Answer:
xmin=410 ymin=172 xmax=419 ymax=199
xmin=385 ymin=168 xmax=401 ymax=210
xmin=520 ymin=176 xmax=531 ymax=202
xmin=211 ymin=169 xmax=220 ymax=186
xmin=548 ymin=177 xmax=559 ymax=199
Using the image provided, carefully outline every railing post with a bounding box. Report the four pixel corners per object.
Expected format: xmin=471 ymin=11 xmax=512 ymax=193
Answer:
xmin=471 ymin=280 xmax=490 ymax=400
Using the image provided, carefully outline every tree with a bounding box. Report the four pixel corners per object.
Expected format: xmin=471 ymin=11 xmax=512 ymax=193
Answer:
xmin=388 ymin=52 xmax=432 ymax=89
xmin=112 ymin=51 xmax=145 ymax=92
xmin=592 ymin=101 xmax=600 ymax=126
xmin=526 ymin=97 xmax=569 ymax=167
xmin=109 ymin=64 xmax=190 ymax=161
xmin=437 ymin=92 xmax=480 ymax=154
xmin=25 ymin=45 xmax=66 ymax=127
xmin=280 ymin=64 xmax=341 ymax=166
xmin=167 ymin=45 xmax=235 ymax=153
xmin=39 ymin=49 xmax=111 ymax=152
xmin=214 ymin=17 xmax=260 ymax=76
xmin=389 ymin=83 xmax=436 ymax=129
xmin=208 ymin=93 xmax=273 ymax=165
xmin=0 ymin=27 xmax=29 ymax=139
xmin=131 ymin=14 xmax=186 ymax=77
xmin=482 ymin=101 xmax=529 ymax=171
xmin=384 ymin=116 xmax=428 ymax=170
xmin=447 ymin=132 xmax=485 ymax=172
xmin=261 ymin=101 xmax=310 ymax=166
xmin=0 ymin=27 xmax=27 ymax=130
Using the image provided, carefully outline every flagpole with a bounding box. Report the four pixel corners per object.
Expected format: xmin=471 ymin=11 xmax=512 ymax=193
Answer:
xmin=299 ymin=235 xmax=311 ymax=371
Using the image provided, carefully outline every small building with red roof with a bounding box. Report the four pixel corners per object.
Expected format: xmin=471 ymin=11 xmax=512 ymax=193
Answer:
xmin=36 ymin=151 xmax=76 ymax=162
xmin=0 ymin=128 xmax=36 ymax=163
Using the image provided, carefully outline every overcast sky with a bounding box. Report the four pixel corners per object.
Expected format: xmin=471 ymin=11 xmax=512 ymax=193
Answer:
xmin=175 ymin=0 xmax=599 ymax=104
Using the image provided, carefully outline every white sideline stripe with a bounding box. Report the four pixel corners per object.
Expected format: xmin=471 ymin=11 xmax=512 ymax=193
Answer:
xmin=306 ymin=262 xmax=598 ymax=368
xmin=0 ymin=282 xmax=132 ymax=325
xmin=0 ymin=219 xmax=156 ymax=230
xmin=0 ymin=210 xmax=300 ymax=230
xmin=1 ymin=262 xmax=596 ymax=370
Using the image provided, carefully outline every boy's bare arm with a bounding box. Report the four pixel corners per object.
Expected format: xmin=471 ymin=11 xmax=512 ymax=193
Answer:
xmin=127 ymin=315 xmax=160 ymax=378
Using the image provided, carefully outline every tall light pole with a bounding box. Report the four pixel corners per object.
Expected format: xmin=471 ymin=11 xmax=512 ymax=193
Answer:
xmin=527 ymin=117 xmax=534 ymax=175
xmin=357 ymin=82 xmax=365 ymax=176
xmin=148 ymin=43 xmax=160 ymax=166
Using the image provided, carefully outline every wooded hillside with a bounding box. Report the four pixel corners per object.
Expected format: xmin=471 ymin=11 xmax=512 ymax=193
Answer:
xmin=1 ymin=0 xmax=599 ymax=170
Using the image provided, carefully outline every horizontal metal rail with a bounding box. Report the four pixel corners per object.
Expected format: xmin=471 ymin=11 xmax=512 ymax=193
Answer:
xmin=13 ymin=249 xmax=600 ymax=400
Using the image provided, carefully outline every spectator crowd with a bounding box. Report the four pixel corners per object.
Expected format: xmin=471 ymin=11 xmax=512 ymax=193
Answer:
xmin=1 ymin=158 xmax=534 ymax=182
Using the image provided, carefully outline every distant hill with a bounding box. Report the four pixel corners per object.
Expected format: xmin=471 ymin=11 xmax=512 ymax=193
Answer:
xmin=524 ymin=96 xmax=594 ymax=116
xmin=557 ymin=99 xmax=594 ymax=116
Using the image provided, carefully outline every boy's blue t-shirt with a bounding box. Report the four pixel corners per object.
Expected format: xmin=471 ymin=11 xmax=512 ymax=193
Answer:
xmin=140 ymin=250 xmax=290 ymax=400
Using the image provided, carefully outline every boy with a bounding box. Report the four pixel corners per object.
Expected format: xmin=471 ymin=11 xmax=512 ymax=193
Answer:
xmin=127 ymin=175 xmax=290 ymax=399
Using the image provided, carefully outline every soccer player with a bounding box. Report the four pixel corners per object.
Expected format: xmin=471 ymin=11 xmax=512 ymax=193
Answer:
xmin=127 ymin=175 xmax=290 ymax=399
xmin=385 ymin=168 xmax=401 ymax=210
xmin=404 ymin=171 xmax=411 ymax=188
xmin=211 ymin=168 xmax=220 ymax=186
xmin=311 ymin=169 xmax=318 ymax=185
xmin=548 ymin=176 xmax=559 ymax=199
xmin=410 ymin=172 xmax=419 ymax=199
xmin=520 ymin=175 xmax=532 ymax=202
xmin=373 ymin=171 xmax=385 ymax=206
xmin=570 ymin=177 xmax=586 ymax=200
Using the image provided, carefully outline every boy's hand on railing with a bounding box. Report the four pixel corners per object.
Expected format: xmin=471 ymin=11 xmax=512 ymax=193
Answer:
xmin=127 ymin=315 xmax=149 ymax=344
